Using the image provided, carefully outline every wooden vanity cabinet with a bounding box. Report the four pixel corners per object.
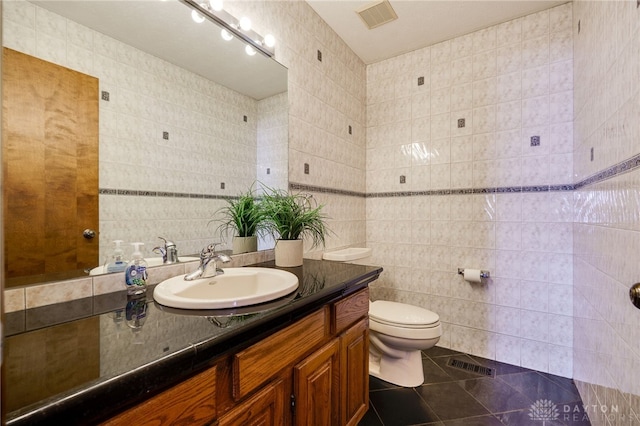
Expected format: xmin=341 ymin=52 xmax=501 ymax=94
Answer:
xmin=101 ymin=365 xmax=217 ymax=426
xmin=104 ymin=288 xmax=370 ymax=426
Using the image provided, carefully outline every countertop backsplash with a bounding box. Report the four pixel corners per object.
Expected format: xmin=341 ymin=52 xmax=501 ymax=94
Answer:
xmin=3 ymin=249 xmax=275 ymax=312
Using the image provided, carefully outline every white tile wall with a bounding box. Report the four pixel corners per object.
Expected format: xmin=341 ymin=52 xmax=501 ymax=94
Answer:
xmin=573 ymin=0 xmax=640 ymax=424
xmin=366 ymin=3 xmax=575 ymax=377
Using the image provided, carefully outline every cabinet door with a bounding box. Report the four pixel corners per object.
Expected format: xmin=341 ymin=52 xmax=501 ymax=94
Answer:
xmin=218 ymin=379 xmax=285 ymax=426
xmin=293 ymin=339 xmax=340 ymax=426
xmin=340 ymin=318 xmax=369 ymax=426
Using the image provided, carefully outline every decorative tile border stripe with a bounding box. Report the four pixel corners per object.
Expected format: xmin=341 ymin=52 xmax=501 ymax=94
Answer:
xmin=99 ymin=188 xmax=235 ymax=200
xmin=288 ymin=183 xmax=366 ymax=198
xmin=574 ymin=153 xmax=640 ymax=190
xmin=291 ymin=183 xmax=575 ymax=198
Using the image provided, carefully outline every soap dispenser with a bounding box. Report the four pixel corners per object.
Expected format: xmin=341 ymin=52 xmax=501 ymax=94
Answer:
xmin=125 ymin=242 xmax=148 ymax=296
xmin=106 ymin=240 xmax=128 ymax=273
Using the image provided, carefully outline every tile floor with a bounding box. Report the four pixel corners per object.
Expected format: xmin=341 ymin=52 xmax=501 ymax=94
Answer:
xmin=359 ymin=347 xmax=592 ymax=426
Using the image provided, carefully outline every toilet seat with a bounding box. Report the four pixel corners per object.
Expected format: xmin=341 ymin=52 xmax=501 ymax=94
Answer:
xmin=369 ymin=300 xmax=440 ymax=327
xmin=369 ymin=300 xmax=441 ymax=340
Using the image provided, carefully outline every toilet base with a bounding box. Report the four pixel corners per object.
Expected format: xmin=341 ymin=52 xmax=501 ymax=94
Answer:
xmin=369 ymin=348 xmax=424 ymax=388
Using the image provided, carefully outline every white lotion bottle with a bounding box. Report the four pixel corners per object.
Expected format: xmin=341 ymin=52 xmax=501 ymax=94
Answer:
xmin=125 ymin=242 xmax=148 ymax=296
xmin=106 ymin=240 xmax=128 ymax=273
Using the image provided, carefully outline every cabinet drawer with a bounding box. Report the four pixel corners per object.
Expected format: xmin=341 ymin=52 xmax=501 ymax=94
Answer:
xmin=333 ymin=288 xmax=369 ymax=334
xmin=233 ymin=307 xmax=329 ymax=400
xmin=101 ymin=366 xmax=217 ymax=426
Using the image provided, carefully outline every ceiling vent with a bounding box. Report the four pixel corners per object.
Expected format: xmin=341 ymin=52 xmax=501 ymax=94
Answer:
xmin=356 ymin=0 xmax=398 ymax=30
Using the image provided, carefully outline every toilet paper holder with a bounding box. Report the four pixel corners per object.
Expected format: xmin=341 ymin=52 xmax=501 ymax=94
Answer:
xmin=457 ymin=268 xmax=490 ymax=279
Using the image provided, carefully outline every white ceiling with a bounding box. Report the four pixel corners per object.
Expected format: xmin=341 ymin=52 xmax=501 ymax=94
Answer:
xmin=306 ymin=0 xmax=568 ymax=64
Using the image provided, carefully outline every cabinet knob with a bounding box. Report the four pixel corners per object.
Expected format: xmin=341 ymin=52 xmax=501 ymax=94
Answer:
xmin=83 ymin=229 xmax=96 ymax=239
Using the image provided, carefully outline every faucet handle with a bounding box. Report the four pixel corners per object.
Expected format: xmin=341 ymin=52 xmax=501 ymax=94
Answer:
xmin=158 ymin=236 xmax=176 ymax=248
xmin=200 ymin=243 xmax=222 ymax=259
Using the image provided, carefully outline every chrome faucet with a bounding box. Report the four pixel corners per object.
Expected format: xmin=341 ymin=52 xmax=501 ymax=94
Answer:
xmin=153 ymin=237 xmax=179 ymax=264
xmin=184 ymin=243 xmax=231 ymax=281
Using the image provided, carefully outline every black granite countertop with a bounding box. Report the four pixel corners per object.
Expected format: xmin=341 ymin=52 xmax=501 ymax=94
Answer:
xmin=4 ymin=259 xmax=382 ymax=425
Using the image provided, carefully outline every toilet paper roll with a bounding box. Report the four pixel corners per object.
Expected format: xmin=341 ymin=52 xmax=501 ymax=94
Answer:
xmin=463 ymin=268 xmax=482 ymax=283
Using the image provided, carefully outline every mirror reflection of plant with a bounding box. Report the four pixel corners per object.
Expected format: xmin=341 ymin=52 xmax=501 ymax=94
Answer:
xmin=260 ymin=186 xmax=330 ymax=247
xmin=213 ymin=186 xmax=266 ymax=240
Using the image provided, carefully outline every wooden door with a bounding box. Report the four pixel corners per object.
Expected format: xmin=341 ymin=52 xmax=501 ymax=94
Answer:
xmin=340 ymin=318 xmax=369 ymax=426
xmin=293 ymin=339 xmax=340 ymax=426
xmin=219 ymin=379 xmax=285 ymax=426
xmin=2 ymin=48 xmax=99 ymax=286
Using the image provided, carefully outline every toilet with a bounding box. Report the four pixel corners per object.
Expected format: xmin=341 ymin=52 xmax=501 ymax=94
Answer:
xmin=368 ymin=300 xmax=442 ymax=387
xmin=322 ymin=247 xmax=442 ymax=388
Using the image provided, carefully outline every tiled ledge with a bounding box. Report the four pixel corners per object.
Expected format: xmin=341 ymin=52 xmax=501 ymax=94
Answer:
xmin=3 ymin=249 xmax=274 ymax=313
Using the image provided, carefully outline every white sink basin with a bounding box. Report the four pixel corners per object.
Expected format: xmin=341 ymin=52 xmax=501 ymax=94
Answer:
xmin=89 ymin=257 xmax=199 ymax=275
xmin=153 ymin=267 xmax=299 ymax=309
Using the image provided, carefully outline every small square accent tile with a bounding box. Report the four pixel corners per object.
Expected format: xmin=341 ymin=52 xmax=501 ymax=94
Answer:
xmin=349 ymin=125 xmax=352 ymax=135
xmin=530 ymin=135 xmax=540 ymax=146
xmin=400 ymin=175 xmax=406 ymax=184
xmin=304 ymin=163 xmax=310 ymax=174
xmin=317 ymin=50 xmax=322 ymax=61
xmin=418 ymin=76 xmax=425 ymax=86
xmin=220 ymin=182 xmax=225 ymax=189
xmin=101 ymin=91 xmax=110 ymax=101
xmin=163 ymin=131 xmax=169 ymax=140
xmin=458 ymin=118 xmax=466 ymax=128
xmin=243 ymin=115 xmax=248 ymax=122
xmin=266 ymin=168 xmax=271 ymax=175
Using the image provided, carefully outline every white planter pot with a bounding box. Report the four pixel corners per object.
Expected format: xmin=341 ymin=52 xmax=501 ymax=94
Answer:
xmin=232 ymin=236 xmax=258 ymax=254
xmin=274 ymin=239 xmax=303 ymax=267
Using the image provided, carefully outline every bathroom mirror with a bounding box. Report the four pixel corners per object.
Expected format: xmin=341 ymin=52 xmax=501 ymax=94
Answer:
xmin=3 ymin=0 xmax=288 ymax=287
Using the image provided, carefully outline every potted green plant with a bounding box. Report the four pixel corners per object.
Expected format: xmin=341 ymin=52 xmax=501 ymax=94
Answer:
xmin=261 ymin=187 xmax=329 ymax=267
xmin=213 ymin=188 xmax=265 ymax=254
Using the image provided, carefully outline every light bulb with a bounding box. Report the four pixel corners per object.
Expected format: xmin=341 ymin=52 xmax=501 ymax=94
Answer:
xmin=209 ymin=0 xmax=223 ymax=11
xmin=263 ymin=34 xmax=275 ymax=48
xmin=245 ymin=45 xmax=256 ymax=56
xmin=239 ymin=17 xmax=252 ymax=31
xmin=221 ymin=29 xmax=233 ymax=41
xmin=191 ymin=9 xmax=205 ymax=23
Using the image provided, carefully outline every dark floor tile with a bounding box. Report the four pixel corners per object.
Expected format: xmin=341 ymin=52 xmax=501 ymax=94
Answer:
xmin=467 ymin=355 xmax=531 ymax=376
xmin=496 ymin=409 xmax=565 ymax=426
xmin=358 ymin=406 xmax=384 ymax=426
xmin=417 ymin=381 xmax=491 ymax=421
xmin=499 ymin=372 xmax=581 ymax=405
xmin=423 ymin=357 xmax=455 ymax=384
xmin=370 ymin=388 xmax=441 ymax=426
xmin=537 ymin=372 xmax=582 ymax=397
xmin=458 ymin=377 xmax=533 ymax=413
xmin=431 ymin=355 xmax=493 ymax=381
xmin=370 ymin=375 xmax=401 ymax=391
xmin=424 ymin=346 xmax=464 ymax=359
xmin=442 ymin=414 xmax=505 ymax=426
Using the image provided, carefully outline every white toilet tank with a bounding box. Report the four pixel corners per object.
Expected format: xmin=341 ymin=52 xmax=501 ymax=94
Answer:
xmin=322 ymin=247 xmax=372 ymax=264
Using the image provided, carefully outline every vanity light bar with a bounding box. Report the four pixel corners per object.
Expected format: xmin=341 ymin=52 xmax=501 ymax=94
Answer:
xmin=180 ymin=0 xmax=275 ymax=58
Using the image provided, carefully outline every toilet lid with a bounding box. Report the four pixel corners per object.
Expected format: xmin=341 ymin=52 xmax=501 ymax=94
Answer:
xmin=369 ymin=300 xmax=439 ymax=327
